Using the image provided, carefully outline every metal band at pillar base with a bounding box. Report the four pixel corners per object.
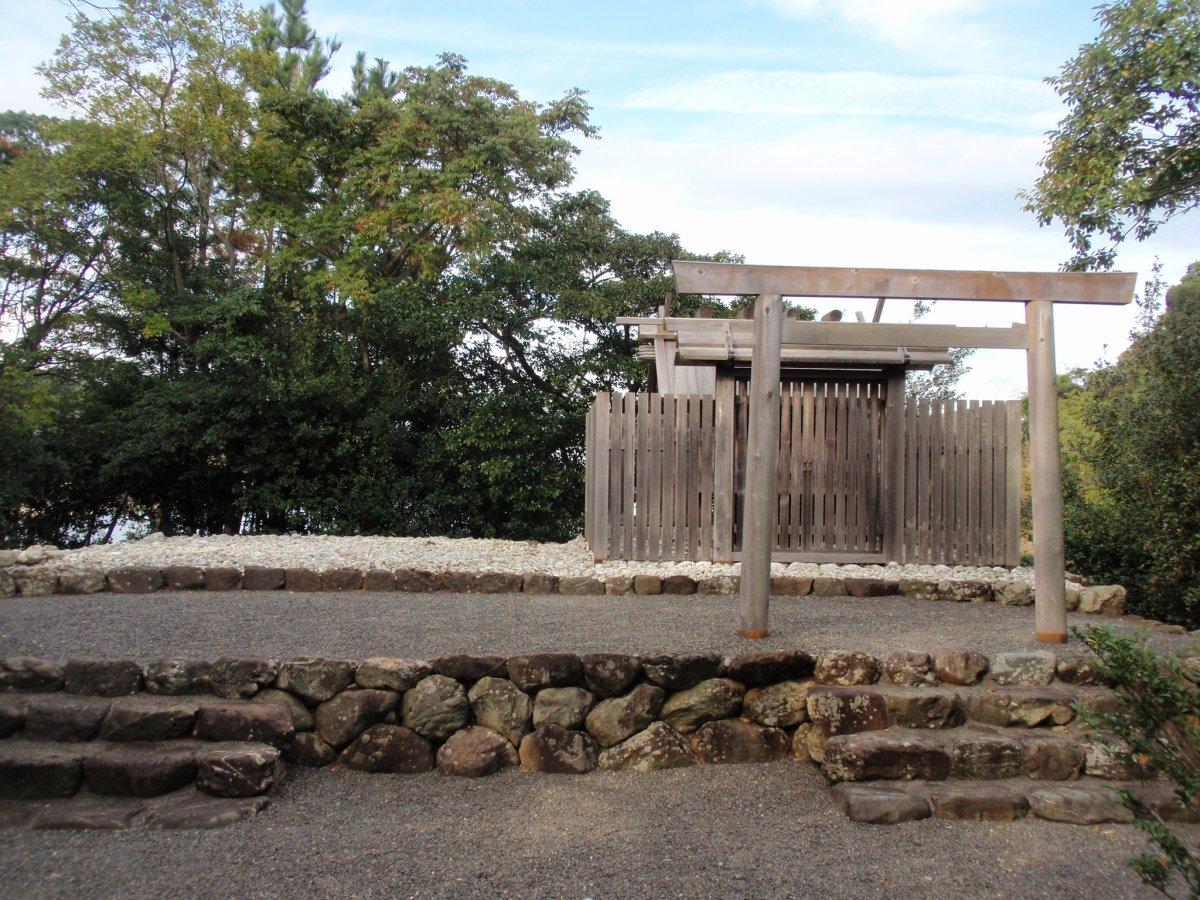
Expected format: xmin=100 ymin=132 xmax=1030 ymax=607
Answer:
xmin=1035 ymin=631 xmax=1068 ymax=644
xmin=737 ymin=628 xmax=770 ymax=640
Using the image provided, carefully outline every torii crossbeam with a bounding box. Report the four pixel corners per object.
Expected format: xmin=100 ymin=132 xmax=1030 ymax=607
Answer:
xmin=670 ymin=260 xmax=1137 ymax=644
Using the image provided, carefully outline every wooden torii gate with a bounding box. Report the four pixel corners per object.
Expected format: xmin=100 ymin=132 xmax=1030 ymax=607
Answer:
xmin=671 ymin=261 xmax=1137 ymax=644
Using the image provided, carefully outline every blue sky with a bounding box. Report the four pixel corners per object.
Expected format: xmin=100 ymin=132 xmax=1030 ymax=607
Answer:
xmin=5 ymin=0 xmax=1198 ymax=397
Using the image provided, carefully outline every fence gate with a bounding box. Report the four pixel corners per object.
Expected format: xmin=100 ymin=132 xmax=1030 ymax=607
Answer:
xmin=585 ymin=387 xmax=1022 ymax=566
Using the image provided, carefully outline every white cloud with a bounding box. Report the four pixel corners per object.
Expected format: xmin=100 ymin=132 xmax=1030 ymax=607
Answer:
xmin=766 ymin=0 xmax=1005 ymax=69
xmin=623 ymin=69 xmax=1060 ymax=129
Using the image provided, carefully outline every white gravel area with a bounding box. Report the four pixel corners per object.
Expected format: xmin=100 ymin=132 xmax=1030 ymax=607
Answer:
xmin=22 ymin=533 xmax=1040 ymax=585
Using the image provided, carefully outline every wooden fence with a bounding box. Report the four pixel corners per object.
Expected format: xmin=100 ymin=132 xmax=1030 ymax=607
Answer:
xmin=584 ymin=386 xmax=1022 ymax=566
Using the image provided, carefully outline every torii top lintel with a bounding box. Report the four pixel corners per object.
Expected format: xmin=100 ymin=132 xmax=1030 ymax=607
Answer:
xmin=672 ymin=261 xmax=1136 ymax=305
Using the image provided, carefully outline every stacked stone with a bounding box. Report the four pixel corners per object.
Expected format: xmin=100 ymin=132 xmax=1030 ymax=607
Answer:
xmin=1 ymin=562 xmax=1136 ymax=622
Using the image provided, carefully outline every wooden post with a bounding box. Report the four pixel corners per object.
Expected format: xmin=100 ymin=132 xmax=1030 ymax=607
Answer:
xmin=1026 ymin=300 xmax=1067 ymax=643
xmin=738 ymin=293 xmax=783 ymax=639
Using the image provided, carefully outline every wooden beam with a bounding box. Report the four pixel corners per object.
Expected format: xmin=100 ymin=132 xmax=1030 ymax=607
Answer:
xmin=1027 ymin=300 xmax=1067 ymax=643
xmin=618 ymin=318 xmax=1029 ymax=350
xmin=738 ymin=293 xmax=783 ymax=639
xmin=678 ymin=348 xmax=956 ymax=366
xmin=672 ymin=261 xmax=1136 ymax=305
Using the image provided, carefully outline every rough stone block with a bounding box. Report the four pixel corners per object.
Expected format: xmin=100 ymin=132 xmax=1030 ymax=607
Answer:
xmin=585 ymin=683 xmax=665 ymax=748
xmin=250 ymin=689 xmax=314 ymax=731
xmin=106 ymin=568 xmax=163 ymax=594
xmin=697 ymin=575 xmax=739 ymax=595
xmin=57 ymin=571 xmax=107 ymax=595
xmin=314 ymin=689 xmax=399 ymax=748
xmin=147 ymin=795 xmax=268 ymax=829
xmin=101 ymin=698 xmax=198 ymax=741
xmin=884 ymin=688 xmax=963 ymax=729
xmin=898 ymin=578 xmax=939 ymax=602
xmin=581 ymin=653 xmax=640 ymax=698
xmin=507 ymin=654 xmax=582 ymax=691
xmin=598 ymin=722 xmax=696 ymax=773
xmin=937 ymin=579 xmax=991 ymax=602
xmin=689 ymin=720 xmax=790 ymax=765
xmin=770 ymin=576 xmax=812 ymax=596
xmin=807 ymin=686 xmax=889 ymax=737
xmin=743 ymin=680 xmax=813 ymax=728
xmin=883 ymin=651 xmax=936 ymax=687
xmin=0 ymin=657 xmax=64 ymax=692
xmin=815 ymin=651 xmax=880 ymax=685
xmin=241 ymin=566 xmax=285 ymax=591
xmin=437 ymin=725 xmax=518 ymax=777
xmin=830 ymin=783 xmax=931 ymax=824
xmin=31 ymin=803 xmax=142 ymax=831
xmin=558 ymin=576 xmax=604 ymax=595
xmin=162 ymin=566 xmax=205 ymax=590
xmin=340 ymin=724 xmax=433 ymax=773
xmin=950 ymin=730 xmax=1022 ymax=779
xmin=603 ymin=576 xmax=634 ymax=595
xmin=284 ymin=732 xmax=337 ymax=767
xmin=988 ymin=652 xmax=1056 ymax=686
xmin=0 ymin=696 xmax=25 ymax=737
xmin=430 ymin=655 xmax=507 ymax=682
xmin=518 ymin=725 xmax=598 ymax=774
xmin=14 ymin=568 xmax=57 ymax=596
xmin=0 ymin=744 xmax=84 ymax=798
xmin=468 ymin=677 xmax=532 ymax=745
xmin=993 ymin=579 xmax=1033 ymax=606
xmin=1018 ymin=733 xmax=1087 ymax=780
xmin=209 ymin=657 xmax=278 ymax=699
xmin=822 ymin=730 xmax=953 ymax=782
xmin=722 ymin=651 xmax=814 ymax=686
xmin=361 ymin=569 xmax=397 ymax=592
xmin=274 ymin=658 xmax=356 ymax=703
xmin=63 ymin=660 xmax=142 ymax=697
xmin=811 ymin=576 xmax=846 ymax=596
xmin=533 ymin=687 xmax=594 ymax=729
xmin=1079 ymin=585 xmax=1126 ymax=616
xmin=660 ymin=678 xmax=744 ymax=734
xmin=283 ymin=568 xmax=322 ymax=592
xmin=632 ymin=574 xmax=663 ymax=595
xmin=844 ymin=578 xmax=899 ymax=598
xmin=927 ymin=784 xmax=1028 ymax=821
xmin=320 ymin=568 xmax=363 ymax=592
xmin=1027 ymin=785 xmax=1133 ymax=824
xmin=195 ymin=703 xmax=294 ymax=747
xmin=964 ymin=688 xmax=1074 ymax=727
xmin=661 ymin=575 xmax=697 ymax=595
xmin=522 ymin=572 xmax=560 ymax=594
xmin=202 ymin=567 xmax=242 ymax=591
xmin=1056 ymin=657 xmax=1113 ymax=687
xmin=932 ymin=650 xmax=988 ymax=686
xmin=356 ymin=657 xmax=433 ymax=692
xmin=23 ymin=695 xmax=110 ymax=741
xmin=196 ymin=745 xmax=281 ymax=797
xmin=143 ymin=659 xmax=211 ymax=696
xmin=84 ymin=745 xmax=196 ymax=797
xmin=393 ymin=569 xmax=439 ymax=592
xmin=641 ymin=653 xmax=722 ymax=690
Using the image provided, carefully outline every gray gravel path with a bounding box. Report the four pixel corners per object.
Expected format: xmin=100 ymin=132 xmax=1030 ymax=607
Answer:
xmin=0 ymin=761 xmax=1171 ymax=899
xmin=0 ymin=591 xmax=1192 ymax=661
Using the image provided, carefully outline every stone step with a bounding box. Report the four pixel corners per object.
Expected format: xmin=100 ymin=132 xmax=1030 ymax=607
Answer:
xmin=806 ymin=682 xmax=1113 ymax=735
xmin=0 ymin=789 xmax=270 ymax=831
xmin=820 ymin=725 xmax=1091 ymax=783
xmin=831 ymin=777 xmax=1191 ymax=826
xmin=0 ymin=693 xmax=295 ymax=747
xmin=0 ymin=739 xmax=282 ymax=800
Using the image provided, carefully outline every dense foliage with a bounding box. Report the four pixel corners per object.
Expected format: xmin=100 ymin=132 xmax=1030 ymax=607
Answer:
xmin=1077 ymin=625 xmax=1200 ymax=895
xmin=0 ymin=0 xmax=737 ymax=546
xmin=1024 ymin=0 xmax=1200 ymax=270
xmin=1061 ymin=265 xmax=1200 ymax=625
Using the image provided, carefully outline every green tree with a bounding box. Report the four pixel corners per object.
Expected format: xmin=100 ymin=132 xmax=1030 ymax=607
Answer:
xmin=1024 ymin=0 xmax=1200 ymax=269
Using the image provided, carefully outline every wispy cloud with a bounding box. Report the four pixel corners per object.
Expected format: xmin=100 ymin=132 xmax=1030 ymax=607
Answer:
xmin=623 ymin=69 xmax=1060 ymax=129
xmin=765 ymin=0 xmax=1006 ymax=69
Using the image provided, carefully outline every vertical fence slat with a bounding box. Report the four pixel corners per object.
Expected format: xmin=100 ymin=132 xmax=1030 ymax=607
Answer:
xmin=980 ymin=400 xmax=994 ymax=566
xmin=712 ymin=377 xmax=735 ymax=562
xmin=1006 ymin=400 xmax=1022 ymax=567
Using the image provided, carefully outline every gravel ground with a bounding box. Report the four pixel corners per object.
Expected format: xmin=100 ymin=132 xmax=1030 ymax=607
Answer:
xmin=0 ymin=591 xmax=1191 ymax=660
xmin=20 ymin=533 xmax=1047 ymax=586
xmin=0 ymin=762 xmax=1175 ymax=899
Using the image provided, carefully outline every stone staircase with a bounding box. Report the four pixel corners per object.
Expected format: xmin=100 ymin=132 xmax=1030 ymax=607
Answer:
xmin=796 ymin=667 xmax=1190 ymax=825
xmin=0 ymin=681 xmax=290 ymax=829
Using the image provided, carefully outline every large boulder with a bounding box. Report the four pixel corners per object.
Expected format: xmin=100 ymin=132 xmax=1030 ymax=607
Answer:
xmin=285 ymin=732 xmax=337 ymax=767
xmin=0 ymin=744 xmax=84 ymax=798
xmin=518 ymin=725 xmax=599 ymax=774
xmin=314 ymin=689 xmax=399 ymax=748
xmin=101 ymin=697 xmax=198 ymax=741
xmin=1018 ymin=733 xmax=1087 ymax=780
xmin=22 ymin=695 xmax=110 ymax=741
xmin=884 ymin=689 xmax=963 ymax=729
xmin=143 ymin=659 xmax=211 ymax=695
xmin=937 ymin=580 xmax=991 ymax=603
xmin=993 ymin=580 xmax=1033 ymax=606
xmin=964 ymin=688 xmax=1074 ymax=727
xmin=340 ymin=724 xmax=433 ymax=773
xmin=402 ymin=675 xmax=470 ymax=741
xmin=437 ymin=726 xmax=519 ymax=777
xmin=883 ymin=651 xmax=935 ymax=687
xmin=742 ymin=680 xmax=812 ymax=728
xmin=581 ymin=654 xmax=640 ymax=698
xmin=467 ymin=677 xmax=532 ymax=745
xmin=822 ymin=730 xmax=953 ymax=782
xmin=430 ymin=655 xmax=507 ymax=682
xmin=1028 ymin=785 xmax=1134 ymax=824
xmin=274 ymin=658 xmax=356 ymax=703
xmin=951 ymin=730 xmax=1022 ymax=779
xmin=689 ymin=720 xmax=790 ymax=765
xmin=598 ymin=722 xmax=696 ymax=772
xmin=533 ymin=687 xmax=594 ymax=730
xmin=585 ymin=683 xmax=666 ymax=748
xmin=660 ymin=678 xmax=745 ymax=734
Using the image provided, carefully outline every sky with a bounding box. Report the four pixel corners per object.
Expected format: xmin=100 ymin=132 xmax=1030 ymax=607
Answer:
xmin=4 ymin=0 xmax=1198 ymax=398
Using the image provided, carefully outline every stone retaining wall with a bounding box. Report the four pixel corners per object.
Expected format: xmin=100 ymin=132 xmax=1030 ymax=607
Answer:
xmin=1 ymin=564 xmax=1134 ymax=619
